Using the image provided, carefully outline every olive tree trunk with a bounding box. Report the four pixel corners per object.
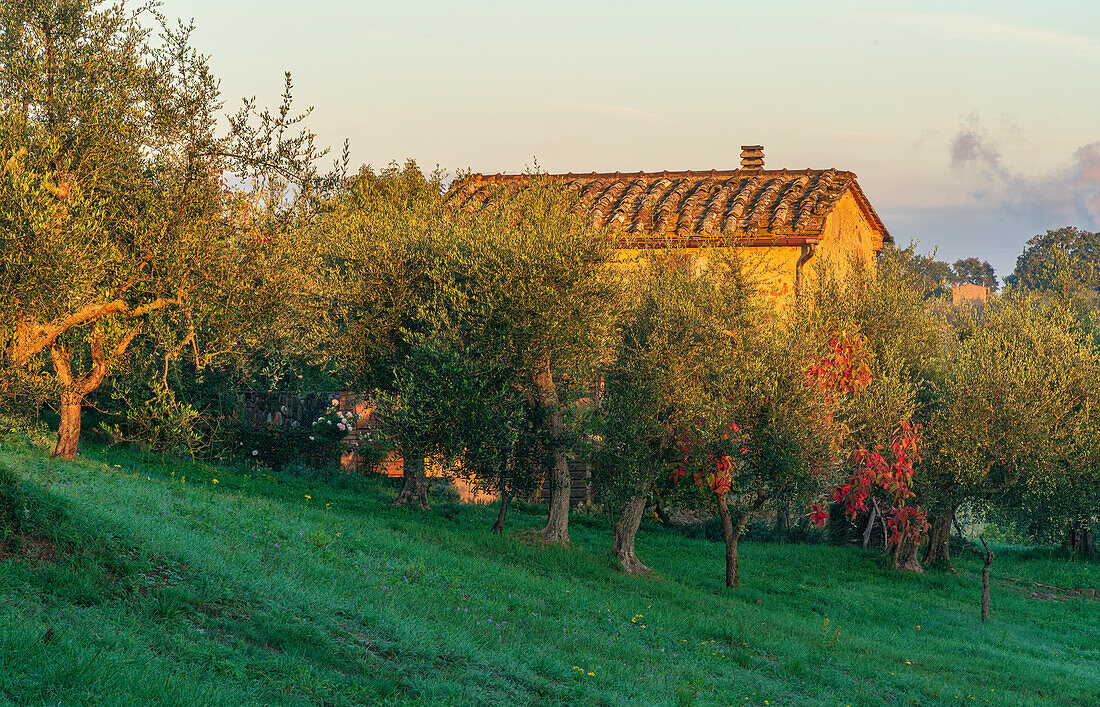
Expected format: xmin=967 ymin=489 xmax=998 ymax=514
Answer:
xmin=534 ymin=356 xmax=570 ymax=545
xmin=1064 ymin=522 xmax=1097 ymax=556
xmin=893 ymin=535 xmax=925 ymax=573
xmin=970 ymin=536 xmax=994 ymax=622
xmin=491 ymin=488 xmax=511 ymax=535
xmin=922 ymin=505 xmax=958 ymax=572
xmin=716 ymin=494 xmax=754 ymax=588
xmin=611 ymin=493 xmax=650 ymax=574
xmin=53 ymin=389 xmax=83 ymax=459
xmin=393 ymin=455 xmax=430 ymax=509
xmin=48 ymin=327 xmax=139 ymax=460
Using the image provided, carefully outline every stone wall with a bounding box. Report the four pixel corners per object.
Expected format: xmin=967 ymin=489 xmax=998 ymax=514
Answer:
xmin=238 ymin=391 xmax=337 ymax=430
xmin=802 ymin=190 xmax=879 ymax=295
xmin=237 ymin=391 xmax=393 ymax=474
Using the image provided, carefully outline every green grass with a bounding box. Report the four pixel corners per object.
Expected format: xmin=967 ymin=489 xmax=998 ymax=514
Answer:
xmin=1 ymin=439 xmax=1097 ymax=706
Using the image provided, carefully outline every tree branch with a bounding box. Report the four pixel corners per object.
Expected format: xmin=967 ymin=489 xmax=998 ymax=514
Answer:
xmin=12 ymin=296 xmax=180 ymax=365
xmin=78 ymin=325 xmax=141 ymax=395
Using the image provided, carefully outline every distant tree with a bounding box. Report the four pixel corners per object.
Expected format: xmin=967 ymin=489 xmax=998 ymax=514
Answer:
xmin=884 ymin=244 xmax=999 ymax=297
xmin=951 ymin=257 xmax=998 ymax=292
xmin=1007 ymin=227 xmax=1100 ymax=293
xmin=906 ymin=252 xmax=954 ymax=297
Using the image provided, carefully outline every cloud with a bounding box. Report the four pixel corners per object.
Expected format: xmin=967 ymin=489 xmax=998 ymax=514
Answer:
xmin=950 ymin=120 xmax=1100 ymax=227
xmin=819 ymin=128 xmax=897 ymax=144
xmin=859 ymin=13 xmax=1100 ymax=60
xmin=559 ymin=101 xmax=664 ymax=122
xmin=951 ymin=128 xmax=1005 ymax=174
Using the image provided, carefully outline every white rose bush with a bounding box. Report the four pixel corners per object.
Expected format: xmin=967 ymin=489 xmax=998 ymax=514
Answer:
xmin=232 ymin=404 xmax=389 ymax=471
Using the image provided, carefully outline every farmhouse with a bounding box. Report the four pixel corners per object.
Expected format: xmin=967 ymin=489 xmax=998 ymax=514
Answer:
xmin=447 ymin=146 xmax=892 ymax=313
xmin=327 ymin=148 xmax=895 ymax=498
xmin=951 ymin=283 xmax=990 ymax=305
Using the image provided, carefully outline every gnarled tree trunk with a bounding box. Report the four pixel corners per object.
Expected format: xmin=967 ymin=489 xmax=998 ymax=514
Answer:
xmin=1064 ymin=522 xmax=1096 ymax=556
xmin=393 ymin=455 xmax=430 ymax=509
xmin=534 ymin=355 xmax=570 ymax=545
xmin=53 ymin=389 xmax=83 ymax=459
xmin=48 ymin=327 xmax=139 ymax=460
xmin=893 ymin=535 xmax=924 ymax=573
xmin=922 ymin=505 xmax=958 ymax=572
xmin=611 ymin=492 xmax=650 ymax=574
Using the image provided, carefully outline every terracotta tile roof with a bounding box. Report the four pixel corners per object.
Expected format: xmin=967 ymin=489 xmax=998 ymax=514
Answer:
xmin=446 ymin=168 xmax=890 ymax=248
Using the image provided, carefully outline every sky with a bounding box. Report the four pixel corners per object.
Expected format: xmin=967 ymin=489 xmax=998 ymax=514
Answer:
xmin=159 ymin=0 xmax=1100 ymax=278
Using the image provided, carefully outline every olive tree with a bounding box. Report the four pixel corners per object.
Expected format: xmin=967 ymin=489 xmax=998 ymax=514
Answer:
xmin=453 ymin=179 xmax=619 ymax=544
xmin=593 ymin=249 xmax=757 ymax=573
xmin=378 ymin=327 xmax=548 ymax=527
xmin=920 ymin=293 xmax=1100 ymax=566
xmin=296 ymin=161 xmax=453 ymax=504
xmin=0 ymin=0 xmax=333 ymax=457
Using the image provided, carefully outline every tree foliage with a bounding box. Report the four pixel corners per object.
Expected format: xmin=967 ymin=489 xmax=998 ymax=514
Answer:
xmin=593 ymin=249 xmax=758 ymax=572
xmin=449 ymin=178 xmax=619 ymax=544
xmin=921 ymin=291 xmax=1100 ymax=556
xmin=0 ymin=0 xmax=334 ymax=457
xmin=887 ymin=246 xmax=998 ymax=297
xmin=1007 ymin=226 xmax=1099 ymax=293
xmin=951 ymin=257 xmax=998 ymax=292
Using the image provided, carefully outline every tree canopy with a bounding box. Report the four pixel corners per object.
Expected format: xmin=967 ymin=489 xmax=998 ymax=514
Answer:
xmin=0 ymin=0 xmax=335 ymax=457
xmin=1007 ymin=226 xmax=1100 ymax=293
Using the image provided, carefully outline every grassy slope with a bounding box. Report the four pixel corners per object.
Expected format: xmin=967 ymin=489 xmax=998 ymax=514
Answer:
xmin=1 ymin=440 xmax=1097 ymax=706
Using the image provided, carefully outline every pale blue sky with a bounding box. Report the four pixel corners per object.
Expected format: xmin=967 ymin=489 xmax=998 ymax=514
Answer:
xmin=161 ymin=0 xmax=1100 ymax=277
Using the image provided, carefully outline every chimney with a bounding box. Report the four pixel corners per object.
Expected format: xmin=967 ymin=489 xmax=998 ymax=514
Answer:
xmin=740 ymin=145 xmax=764 ymax=171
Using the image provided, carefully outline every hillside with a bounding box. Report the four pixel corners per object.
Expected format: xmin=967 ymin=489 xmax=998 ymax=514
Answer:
xmin=1 ymin=439 xmax=1097 ymax=706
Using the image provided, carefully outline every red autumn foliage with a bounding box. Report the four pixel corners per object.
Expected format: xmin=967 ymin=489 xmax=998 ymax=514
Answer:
xmin=830 ymin=421 xmax=927 ymax=545
xmin=809 ymin=502 xmax=829 ymax=528
xmin=803 ymin=331 xmax=927 ymax=549
xmin=807 ymin=331 xmax=873 ymax=401
xmin=669 ymin=422 xmax=744 ymax=494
